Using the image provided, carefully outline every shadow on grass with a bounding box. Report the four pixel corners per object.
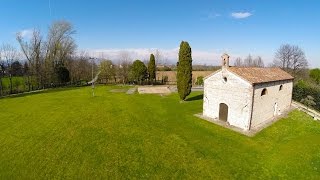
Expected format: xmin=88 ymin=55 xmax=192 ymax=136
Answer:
xmin=0 ymin=86 xmax=84 ymax=99
xmin=186 ymin=94 xmax=203 ymax=101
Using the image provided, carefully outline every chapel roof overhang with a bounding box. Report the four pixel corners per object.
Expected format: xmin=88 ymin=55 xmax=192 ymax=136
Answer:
xmin=227 ymin=67 xmax=294 ymax=84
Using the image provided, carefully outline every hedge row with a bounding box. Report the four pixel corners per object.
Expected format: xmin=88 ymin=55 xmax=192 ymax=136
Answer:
xmin=293 ymin=80 xmax=320 ymax=111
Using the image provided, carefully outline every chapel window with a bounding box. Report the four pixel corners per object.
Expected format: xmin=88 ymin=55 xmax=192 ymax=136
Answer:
xmin=261 ymin=88 xmax=267 ymax=96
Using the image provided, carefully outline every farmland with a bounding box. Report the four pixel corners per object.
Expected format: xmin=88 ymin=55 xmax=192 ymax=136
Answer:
xmin=156 ymin=71 xmax=214 ymax=84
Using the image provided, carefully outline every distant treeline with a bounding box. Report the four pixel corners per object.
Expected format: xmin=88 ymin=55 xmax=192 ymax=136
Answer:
xmin=0 ymin=18 xmax=316 ymax=107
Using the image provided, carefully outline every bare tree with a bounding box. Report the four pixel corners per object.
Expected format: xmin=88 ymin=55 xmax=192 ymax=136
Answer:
xmin=98 ymin=51 xmax=106 ymax=59
xmin=274 ymin=44 xmax=292 ymax=70
xmin=17 ymin=21 xmax=77 ymax=88
xmin=118 ymin=50 xmax=131 ymax=62
xmin=99 ymin=60 xmax=115 ymax=83
xmin=243 ymin=54 xmax=253 ymax=67
xmin=67 ymin=51 xmax=92 ymax=83
xmin=17 ymin=29 xmax=43 ymax=90
xmin=234 ymin=55 xmax=264 ymax=67
xmin=253 ymin=56 xmax=264 ymax=67
xmin=274 ymin=44 xmax=308 ymax=77
xmin=117 ymin=51 xmax=131 ymax=84
xmin=154 ymin=49 xmax=163 ymax=65
xmin=291 ymin=46 xmax=308 ymax=76
xmin=1 ymin=44 xmax=18 ymax=94
xmin=234 ymin=57 xmax=242 ymax=66
xmin=45 ymin=20 xmax=76 ymax=84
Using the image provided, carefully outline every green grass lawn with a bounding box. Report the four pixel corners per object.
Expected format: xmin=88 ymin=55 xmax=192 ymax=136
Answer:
xmin=0 ymin=86 xmax=320 ymax=179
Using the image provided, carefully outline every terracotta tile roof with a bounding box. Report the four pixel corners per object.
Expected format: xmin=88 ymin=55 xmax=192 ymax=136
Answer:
xmin=228 ymin=67 xmax=294 ymax=84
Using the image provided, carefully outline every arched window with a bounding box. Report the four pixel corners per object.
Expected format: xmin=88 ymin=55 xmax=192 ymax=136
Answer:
xmin=261 ymin=88 xmax=267 ymax=96
xmin=223 ymin=77 xmax=227 ymax=83
xmin=279 ymin=85 xmax=283 ymax=91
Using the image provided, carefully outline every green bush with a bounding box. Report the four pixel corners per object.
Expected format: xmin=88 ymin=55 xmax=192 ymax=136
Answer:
xmin=129 ymin=60 xmax=147 ymax=84
xmin=56 ymin=66 xmax=70 ymax=83
xmin=309 ymin=68 xmax=320 ymax=84
xmin=293 ymin=80 xmax=320 ymax=110
xmin=13 ymin=77 xmax=23 ymax=93
xmin=195 ymin=76 xmax=204 ymax=86
xmin=1 ymin=77 xmax=25 ymax=94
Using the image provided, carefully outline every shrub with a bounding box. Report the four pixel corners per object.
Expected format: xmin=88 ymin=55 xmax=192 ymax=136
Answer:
xmin=129 ymin=60 xmax=147 ymax=84
xmin=195 ymin=76 xmax=204 ymax=86
xmin=293 ymin=80 xmax=320 ymax=111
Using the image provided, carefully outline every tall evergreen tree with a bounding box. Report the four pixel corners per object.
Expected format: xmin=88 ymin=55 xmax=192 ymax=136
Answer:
xmin=177 ymin=41 xmax=192 ymax=100
xmin=148 ymin=54 xmax=156 ymax=83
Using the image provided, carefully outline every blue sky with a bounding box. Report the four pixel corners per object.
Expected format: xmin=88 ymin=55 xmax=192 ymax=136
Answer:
xmin=0 ymin=0 xmax=319 ymax=67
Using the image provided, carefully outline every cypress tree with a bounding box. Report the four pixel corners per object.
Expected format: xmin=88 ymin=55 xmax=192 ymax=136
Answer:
xmin=148 ymin=54 xmax=156 ymax=83
xmin=177 ymin=41 xmax=192 ymax=100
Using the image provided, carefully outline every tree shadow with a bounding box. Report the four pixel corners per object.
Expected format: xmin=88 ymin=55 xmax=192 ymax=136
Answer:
xmin=186 ymin=94 xmax=203 ymax=101
xmin=0 ymin=87 xmax=82 ymax=99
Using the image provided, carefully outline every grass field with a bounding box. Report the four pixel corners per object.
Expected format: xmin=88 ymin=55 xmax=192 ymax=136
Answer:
xmin=0 ymin=86 xmax=320 ymax=179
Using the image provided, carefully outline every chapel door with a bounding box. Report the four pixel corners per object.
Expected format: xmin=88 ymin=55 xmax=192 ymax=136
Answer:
xmin=219 ymin=103 xmax=228 ymax=122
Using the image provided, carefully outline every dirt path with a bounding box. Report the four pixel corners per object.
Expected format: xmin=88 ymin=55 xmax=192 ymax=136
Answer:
xmin=126 ymin=87 xmax=137 ymax=94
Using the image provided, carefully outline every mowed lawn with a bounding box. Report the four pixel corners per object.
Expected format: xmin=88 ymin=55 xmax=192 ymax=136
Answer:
xmin=0 ymin=86 xmax=320 ymax=179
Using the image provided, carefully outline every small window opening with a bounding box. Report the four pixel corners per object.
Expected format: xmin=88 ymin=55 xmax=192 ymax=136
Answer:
xmin=223 ymin=77 xmax=227 ymax=83
xmin=261 ymin=88 xmax=267 ymax=96
xmin=279 ymin=85 xmax=283 ymax=91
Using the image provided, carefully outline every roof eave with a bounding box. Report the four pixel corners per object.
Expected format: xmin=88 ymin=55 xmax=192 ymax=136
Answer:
xmin=252 ymin=78 xmax=294 ymax=85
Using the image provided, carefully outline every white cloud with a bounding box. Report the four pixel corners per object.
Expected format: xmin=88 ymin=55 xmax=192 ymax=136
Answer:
xmin=85 ymin=48 xmax=228 ymax=65
xmin=231 ymin=12 xmax=252 ymax=19
xmin=18 ymin=29 xmax=33 ymax=39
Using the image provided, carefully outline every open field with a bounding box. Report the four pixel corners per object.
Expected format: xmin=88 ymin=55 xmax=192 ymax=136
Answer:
xmin=0 ymin=86 xmax=320 ymax=179
xmin=156 ymin=71 xmax=214 ymax=84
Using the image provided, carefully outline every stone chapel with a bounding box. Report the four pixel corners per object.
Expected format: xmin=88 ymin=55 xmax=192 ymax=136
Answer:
xmin=203 ymin=54 xmax=294 ymax=131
